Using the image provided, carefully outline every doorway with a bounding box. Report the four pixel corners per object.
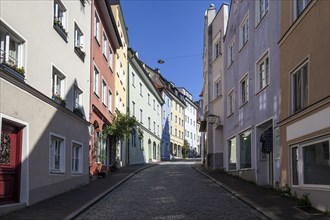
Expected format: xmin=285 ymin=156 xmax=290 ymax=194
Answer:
xmin=0 ymin=122 xmax=22 ymax=205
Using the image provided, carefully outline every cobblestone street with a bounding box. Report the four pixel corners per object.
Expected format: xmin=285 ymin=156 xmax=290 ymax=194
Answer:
xmin=75 ymin=162 xmax=267 ymax=220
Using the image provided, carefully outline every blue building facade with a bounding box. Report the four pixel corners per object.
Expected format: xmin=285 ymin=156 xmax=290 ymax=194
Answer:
xmin=160 ymin=89 xmax=172 ymax=160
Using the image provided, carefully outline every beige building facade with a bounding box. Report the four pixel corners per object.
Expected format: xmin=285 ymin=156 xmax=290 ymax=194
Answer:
xmin=278 ymin=0 xmax=330 ymax=211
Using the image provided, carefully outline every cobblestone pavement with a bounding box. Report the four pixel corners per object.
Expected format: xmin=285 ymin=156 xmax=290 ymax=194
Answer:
xmin=75 ymin=163 xmax=268 ymax=220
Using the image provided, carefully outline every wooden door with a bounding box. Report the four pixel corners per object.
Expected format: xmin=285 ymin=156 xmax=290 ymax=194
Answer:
xmin=0 ymin=124 xmax=22 ymax=205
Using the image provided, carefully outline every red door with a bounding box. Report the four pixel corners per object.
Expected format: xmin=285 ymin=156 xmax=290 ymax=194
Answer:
xmin=0 ymin=124 xmax=22 ymax=205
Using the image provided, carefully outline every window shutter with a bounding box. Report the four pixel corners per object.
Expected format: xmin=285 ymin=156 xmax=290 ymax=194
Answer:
xmin=60 ymin=141 xmax=65 ymax=172
xmin=50 ymin=142 xmax=55 ymax=171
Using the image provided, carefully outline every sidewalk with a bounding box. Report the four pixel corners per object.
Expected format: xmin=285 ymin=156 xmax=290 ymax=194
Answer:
xmin=1 ymin=163 xmax=156 ymax=220
xmin=192 ymin=164 xmax=329 ymax=220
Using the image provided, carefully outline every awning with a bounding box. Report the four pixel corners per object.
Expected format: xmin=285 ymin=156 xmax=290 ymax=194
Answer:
xmin=199 ymin=120 xmax=207 ymax=132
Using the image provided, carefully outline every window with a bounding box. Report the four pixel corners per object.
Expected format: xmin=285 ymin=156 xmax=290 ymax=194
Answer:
xmin=71 ymin=142 xmax=82 ymax=174
xmin=131 ymin=129 xmax=136 ymax=147
xmin=94 ymin=66 xmax=100 ymax=96
xmin=102 ymin=33 xmax=107 ymax=58
xmin=256 ymin=53 xmax=269 ymax=92
xmin=96 ymin=131 xmax=106 ymax=164
xmin=294 ymin=0 xmax=311 ymax=20
xmin=115 ymin=92 xmax=119 ymax=109
xmin=175 ymin=129 xmax=177 ymax=137
xmin=291 ymin=138 xmax=330 ymax=186
xmin=74 ymin=23 xmax=84 ymax=49
xmin=240 ymin=15 xmax=249 ymax=50
xmin=139 ymin=109 xmax=143 ymax=123
xmin=94 ymin=11 xmax=100 ymax=42
xmin=228 ymin=89 xmax=235 ymax=116
xmin=291 ymin=61 xmax=308 ymax=114
xmin=140 ymin=83 xmax=143 ymax=96
xmin=214 ymin=80 xmax=221 ymax=99
xmin=153 ymin=121 xmax=156 ymax=134
xmin=153 ymin=99 xmax=155 ymax=110
xmin=233 ymin=0 xmax=238 ymax=13
xmin=132 ymin=101 xmax=135 ymax=117
xmin=240 ymin=130 xmax=251 ymax=169
xmin=175 ymin=115 xmax=177 ymax=123
xmin=50 ymin=134 xmax=65 ymax=173
xmin=52 ymin=66 xmax=66 ymax=99
xmin=108 ymin=90 xmax=113 ymax=112
xmin=109 ymin=48 xmax=114 ymax=70
xmin=167 ymin=98 xmax=170 ymax=107
xmin=53 ymin=0 xmax=67 ymax=41
xmin=228 ymin=137 xmax=237 ymax=170
xmin=240 ymin=75 xmax=249 ymax=105
xmin=163 ymin=110 xmax=166 ymax=119
xmin=157 ymin=105 xmax=159 ymax=115
xmin=102 ymin=80 xmax=107 ymax=105
xmin=171 ymin=113 xmax=173 ymax=121
xmin=148 ymin=117 xmax=151 ymax=130
xmin=148 ymin=93 xmax=150 ymax=105
xmin=214 ymin=39 xmax=221 ymax=60
xmin=0 ymin=22 xmax=25 ymax=72
xmin=256 ymin=0 xmax=268 ymax=25
xmin=132 ymin=72 xmax=135 ymax=86
xmin=74 ymin=85 xmax=83 ymax=110
xmin=228 ymin=38 xmax=234 ymax=67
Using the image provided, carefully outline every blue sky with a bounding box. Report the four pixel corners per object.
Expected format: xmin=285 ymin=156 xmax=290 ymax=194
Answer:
xmin=121 ymin=0 xmax=230 ymax=100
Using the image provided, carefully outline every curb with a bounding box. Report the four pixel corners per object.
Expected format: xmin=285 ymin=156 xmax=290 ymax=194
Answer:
xmin=64 ymin=164 xmax=157 ymax=220
xmin=191 ymin=165 xmax=278 ymax=220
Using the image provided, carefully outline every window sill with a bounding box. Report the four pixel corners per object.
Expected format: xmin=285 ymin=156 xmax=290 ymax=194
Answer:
xmin=227 ymin=112 xmax=234 ymax=118
xmin=103 ymin=53 xmax=108 ymax=61
xmin=239 ymin=41 xmax=248 ymax=53
xmin=54 ymin=24 xmax=68 ymax=43
xmin=255 ymin=10 xmax=269 ymax=30
xmin=0 ymin=63 xmax=25 ymax=82
xmin=94 ymin=92 xmax=99 ymax=99
xmin=50 ymin=171 xmax=65 ymax=175
xmin=74 ymin=47 xmax=85 ymax=62
xmin=94 ymin=36 xmax=100 ymax=46
xmin=255 ymin=84 xmax=269 ymax=96
xmin=227 ymin=61 xmax=234 ymax=69
xmin=239 ymin=101 xmax=248 ymax=109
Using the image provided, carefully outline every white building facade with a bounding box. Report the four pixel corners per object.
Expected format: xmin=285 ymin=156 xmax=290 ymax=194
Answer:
xmin=127 ymin=49 xmax=163 ymax=164
xmin=178 ymin=88 xmax=198 ymax=156
xmin=0 ymin=0 xmax=91 ymax=212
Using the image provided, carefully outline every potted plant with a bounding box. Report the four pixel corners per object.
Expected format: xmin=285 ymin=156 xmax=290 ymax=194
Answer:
xmin=52 ymin=94 xmax=66 ymax=107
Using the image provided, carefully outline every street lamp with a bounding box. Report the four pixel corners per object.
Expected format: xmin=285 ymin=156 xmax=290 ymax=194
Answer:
xmin=207 ymin=114 xmax=219 ymax=125
xmin=157 ymin=59 xmax=165 ymax=64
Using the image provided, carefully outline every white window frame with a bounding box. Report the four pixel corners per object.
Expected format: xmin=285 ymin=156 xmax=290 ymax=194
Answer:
xmin=102 ymin=79 xmax=107 ymax=106
xmin=102 ymin=32 xmax=107 ymax=59
xmin=74 ymin=22 xmax=84 ymax=50
xmin=291 ymin=60 xmax=308 ymax=114
xmin=52 ymin=66 xmax=66 ymax=99
xmin=94 ymin=65 xmax=100 ymax=97
xmin=255 ymin=51 xmax=270 ymax=93
xmin=54 ymin=0 xmax=67 ymax=30
xmin=94 ymin=11 xmax=100 ymax=43
xmin=49 ymin=133 xmax=66 ymax=174
xmin=71 ymin=141 xmax=83 ymax=174
xmin=74 ymin=85 xmax=83 ymax=110
xmin=255 ymin=0 xmax=268 ymax=26
xmin=228 ymin=37 xmax=235 ymax=68
xmin=240 ymin=73 xmax=249 ymax=106
xmin=132 ymin=101 xmax=136 ymax=117
xmin=109 ymin=47 xmax=114 ymax=71
xmin=290 ymin=137 xmax=330 ymax=188
xmin=0 ymin=21 xmax=25 ymax=69
xmin=108 ymin=89 xmax=113 ymax=113
xmin=227 ymin=88 xmax=235 ymax=116
xmin=293 ymin=0 xmax=312 ymax=21
xmin=214 ymin=78 xmax=221 ymax=99
xmin=239 ymin=13 xmax=249 ymax=50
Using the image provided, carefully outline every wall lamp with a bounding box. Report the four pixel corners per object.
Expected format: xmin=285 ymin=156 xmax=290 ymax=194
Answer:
xmin=207 ymin=114 xmax=219 ymax=125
